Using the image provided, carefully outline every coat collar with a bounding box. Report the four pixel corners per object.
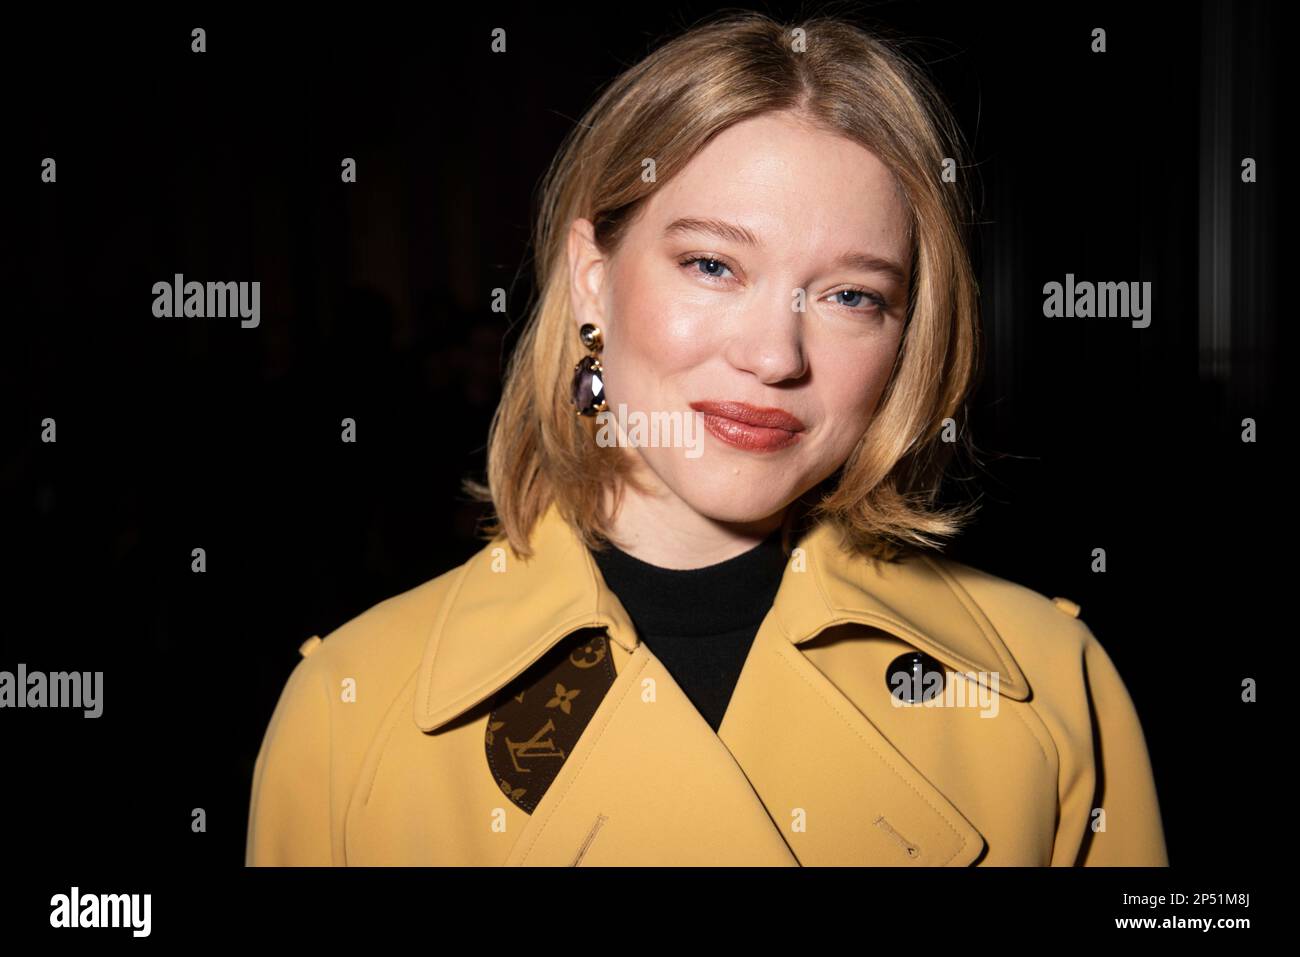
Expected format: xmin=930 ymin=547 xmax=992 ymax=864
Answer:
xmin=413 ymin=501 xmax=1028 ymax=734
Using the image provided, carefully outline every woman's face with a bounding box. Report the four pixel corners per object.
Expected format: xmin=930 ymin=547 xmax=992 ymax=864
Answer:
xmin=567 ymin=110 xmax=912 ymax=526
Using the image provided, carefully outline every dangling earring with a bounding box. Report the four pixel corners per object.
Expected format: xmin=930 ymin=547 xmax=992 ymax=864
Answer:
xmin=571 ymin=323 xmax=607 ymax=417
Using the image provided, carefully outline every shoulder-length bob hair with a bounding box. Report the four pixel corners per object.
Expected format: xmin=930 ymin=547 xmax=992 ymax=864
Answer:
xmin=466 ymin=10 xmax=983 ymax=561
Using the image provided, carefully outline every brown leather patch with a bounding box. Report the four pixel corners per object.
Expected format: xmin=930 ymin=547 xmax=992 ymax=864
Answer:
xmin=485 ymin=628 xmax=617 ymax=814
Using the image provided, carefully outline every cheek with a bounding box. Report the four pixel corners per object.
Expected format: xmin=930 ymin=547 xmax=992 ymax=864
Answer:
xmin=608 ymin=267 xmax=717 ymax=375
xmin=815 ymin=341 xmax=898 ymax=437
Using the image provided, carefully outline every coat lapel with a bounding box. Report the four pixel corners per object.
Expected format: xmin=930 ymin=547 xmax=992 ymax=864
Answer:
xmin=504 ymin=638 xmax=798 ymax=866
xmin=719 ymin=618 xmax=986 ymax=865
xmin=717 ymin=520 xmax=1030 ymax=865
xmin=412 ymin=502 xmax=1031 ymax=866
xmin=412 ymin=502 xmax=641 ymax=732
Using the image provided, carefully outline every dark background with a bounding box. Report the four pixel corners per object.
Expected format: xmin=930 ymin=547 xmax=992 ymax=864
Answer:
xmin=2 ymin=0 xmax=1279 ymax=881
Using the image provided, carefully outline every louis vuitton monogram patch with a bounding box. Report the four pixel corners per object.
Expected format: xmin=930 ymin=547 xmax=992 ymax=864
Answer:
xmin=485 ymin=628 xmax=617 ymax=814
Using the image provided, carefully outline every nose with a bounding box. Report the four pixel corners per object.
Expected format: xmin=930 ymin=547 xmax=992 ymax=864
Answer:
xmin=723 ymin=287 xmax=808 ymax=384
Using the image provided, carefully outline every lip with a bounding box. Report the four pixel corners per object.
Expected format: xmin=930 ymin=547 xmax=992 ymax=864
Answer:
xmin=689 ymin=400 xmax=806 ymax=452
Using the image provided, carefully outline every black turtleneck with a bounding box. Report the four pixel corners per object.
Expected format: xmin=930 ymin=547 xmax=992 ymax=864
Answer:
xmin=589 ymin=529 xmax=789 ymax=733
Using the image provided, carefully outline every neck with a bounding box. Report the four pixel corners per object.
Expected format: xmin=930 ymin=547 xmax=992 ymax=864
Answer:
xmin=600 ymin=483 xmax=786 ymax=570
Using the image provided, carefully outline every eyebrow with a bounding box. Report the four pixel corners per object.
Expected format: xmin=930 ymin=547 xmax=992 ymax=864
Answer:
xmin=662 ymin=216 xmax=909 ymax=286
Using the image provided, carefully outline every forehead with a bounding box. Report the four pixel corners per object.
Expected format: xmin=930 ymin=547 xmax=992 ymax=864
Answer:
xmin=636 ymin=112 xmax=911 ymax=259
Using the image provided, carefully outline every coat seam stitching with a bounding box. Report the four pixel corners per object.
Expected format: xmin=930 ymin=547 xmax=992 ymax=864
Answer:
xmin=343 ymin=665 xmax=423 ymax=865
xmin=323 ymin=663 xmax=335 ymax=866
xmin=362 ymin=666 xmax=423 ymax=807
xmin=513 ymin=649 xmax=651 ymax=865
xmin=773 ymin=636 xmax=968 ymax=864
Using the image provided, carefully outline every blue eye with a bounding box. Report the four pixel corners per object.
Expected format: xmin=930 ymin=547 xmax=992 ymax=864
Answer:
xmin=677 ymin=254 xmax=887 ymax=315
xmin=680 ymin=255 xmax=733 ymax=279
xmin=834 ymin=288 xmax=887 ymax=311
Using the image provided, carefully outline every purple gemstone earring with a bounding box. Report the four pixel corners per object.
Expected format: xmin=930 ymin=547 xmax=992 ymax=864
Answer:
xmin=571 ymin=323 xmax=607 ymax=417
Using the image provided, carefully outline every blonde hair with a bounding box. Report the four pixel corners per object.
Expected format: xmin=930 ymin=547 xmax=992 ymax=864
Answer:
xmin=464 ymin=9 xmax=984 ymax=561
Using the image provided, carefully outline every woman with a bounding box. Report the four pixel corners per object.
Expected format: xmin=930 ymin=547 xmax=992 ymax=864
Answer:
xmin=245 ymin=11 xmax=1168 ymax=866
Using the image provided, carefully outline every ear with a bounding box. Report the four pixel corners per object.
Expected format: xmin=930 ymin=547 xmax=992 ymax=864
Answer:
xmin=566 ymin=217 xmax=608 ymax=333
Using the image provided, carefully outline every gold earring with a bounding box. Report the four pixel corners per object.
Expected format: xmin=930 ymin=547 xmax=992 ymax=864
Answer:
xmin=571 ymin=323 xmax=607 ymax=417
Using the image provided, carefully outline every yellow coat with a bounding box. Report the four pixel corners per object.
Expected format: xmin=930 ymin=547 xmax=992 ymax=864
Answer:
xmin=245 ymin=501 xmax=1169 ymax=866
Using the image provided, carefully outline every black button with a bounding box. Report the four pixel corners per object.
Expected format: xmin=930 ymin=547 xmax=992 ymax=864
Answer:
xmin=885 ymin=651 xmax=945 ymax=703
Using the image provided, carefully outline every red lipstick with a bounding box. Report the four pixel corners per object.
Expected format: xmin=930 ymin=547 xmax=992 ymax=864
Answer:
xmin=689 ymin=400 xmax=805 ymax=452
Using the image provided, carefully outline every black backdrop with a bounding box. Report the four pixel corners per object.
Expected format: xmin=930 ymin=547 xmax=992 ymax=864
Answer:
xmin=3 ymin=0 xmax=1279 ymax=901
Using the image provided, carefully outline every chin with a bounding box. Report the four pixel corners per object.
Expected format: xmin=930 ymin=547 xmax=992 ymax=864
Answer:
xmin=673 ymin=484 xmax=795 ymax=526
